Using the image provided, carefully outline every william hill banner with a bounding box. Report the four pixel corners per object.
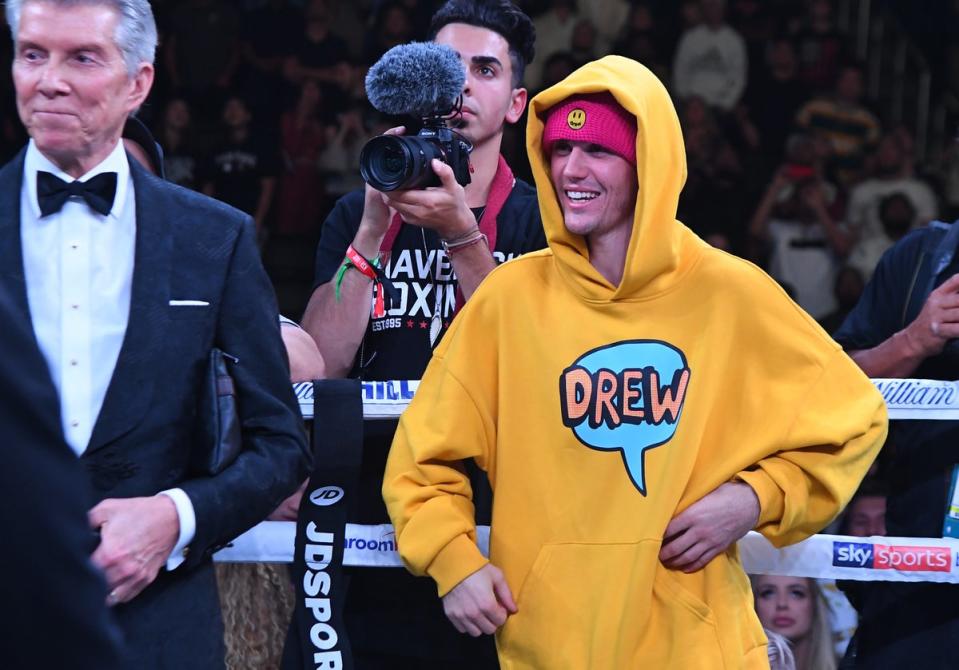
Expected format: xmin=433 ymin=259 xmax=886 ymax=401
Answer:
xmin=873 ymin=378 xmax=959 ymax=420
xmin=294 ymin=378 xmax=959 ymax=422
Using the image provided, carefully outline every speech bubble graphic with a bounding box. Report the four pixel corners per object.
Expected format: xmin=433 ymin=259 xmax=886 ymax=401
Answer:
xmin=559 ymin=340 xmax=691 ymax=495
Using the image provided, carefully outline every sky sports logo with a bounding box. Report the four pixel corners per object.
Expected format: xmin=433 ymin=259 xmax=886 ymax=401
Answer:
xmin=832 ymin=541 xmax=952 ymax=572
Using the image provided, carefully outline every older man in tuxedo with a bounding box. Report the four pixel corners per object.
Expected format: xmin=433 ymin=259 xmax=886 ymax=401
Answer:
xmin=1 ymin=1 xmax=310 ymax=667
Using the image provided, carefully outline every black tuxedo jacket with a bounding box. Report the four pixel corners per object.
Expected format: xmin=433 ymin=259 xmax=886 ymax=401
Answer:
xmin=0 ymin=149 xmax=311 ymax=668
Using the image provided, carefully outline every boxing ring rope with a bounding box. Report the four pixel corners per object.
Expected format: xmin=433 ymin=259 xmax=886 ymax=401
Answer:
xmin=213 ymin=379 xmax=959 ymax=583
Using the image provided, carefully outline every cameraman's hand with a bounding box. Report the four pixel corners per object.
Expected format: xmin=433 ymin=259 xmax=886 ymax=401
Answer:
xmin=359 ymin=184 xmax=391 ymax=235
xmin=384 ymin=159 xmax=477 ymax=240
xmin=903 ymin=274 xmax=959 ymax=358
xmin=356 ymin=127 xmax=405 ymax=254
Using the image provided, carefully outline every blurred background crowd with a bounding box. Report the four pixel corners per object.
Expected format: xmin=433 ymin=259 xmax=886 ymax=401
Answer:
xmin=1 ymin=0 xmax=957 ymax=331
xmin=1 ymin=2 xmax=955 ymax=667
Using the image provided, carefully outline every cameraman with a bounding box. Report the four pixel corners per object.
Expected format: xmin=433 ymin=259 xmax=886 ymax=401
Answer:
xmin=832 ymin=220 xmax=959 ymax=668
xmin=301 ymin=1 xmax=542 ymax=667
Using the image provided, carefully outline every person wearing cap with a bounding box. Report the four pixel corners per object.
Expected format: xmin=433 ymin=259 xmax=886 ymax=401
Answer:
xmin=383 ymin=55 xmax=887 ymax=668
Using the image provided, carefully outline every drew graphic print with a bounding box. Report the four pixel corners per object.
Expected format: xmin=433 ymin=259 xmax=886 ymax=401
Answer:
xmin=560 ymin=340 xmax=691 ymax=495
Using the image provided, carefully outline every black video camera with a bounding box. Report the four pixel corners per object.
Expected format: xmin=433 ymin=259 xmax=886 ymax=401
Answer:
xmin=360 ymin=117 xmax=472 ymax=192
xmin=360 ymin=41 xmax=473 ymax=191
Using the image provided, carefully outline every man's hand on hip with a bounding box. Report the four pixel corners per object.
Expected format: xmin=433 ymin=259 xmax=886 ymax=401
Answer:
xmin=89 ymin=496 xmax=180 ymax=606
xmin=383 ymin=159 xmax=477 ymax=240
xmin=659 ymin=481 xmax=760 ymax=573
xmin=442 ymin=563 xmax=518 ymax=637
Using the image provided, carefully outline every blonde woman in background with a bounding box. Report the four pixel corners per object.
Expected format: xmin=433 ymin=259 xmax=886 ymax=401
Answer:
xmin=752 ymin=575 xmax=838 ymax=670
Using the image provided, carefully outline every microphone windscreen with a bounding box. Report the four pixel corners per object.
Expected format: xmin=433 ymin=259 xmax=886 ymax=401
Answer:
xmin=365 ymin=42 xmax=465 ymax=117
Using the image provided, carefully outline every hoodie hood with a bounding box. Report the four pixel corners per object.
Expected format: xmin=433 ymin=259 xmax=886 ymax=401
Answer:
xmin=528 ymin=56 xmax=695 ymax=301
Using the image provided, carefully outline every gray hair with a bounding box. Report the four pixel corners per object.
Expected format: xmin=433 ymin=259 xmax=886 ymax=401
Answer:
xmin=5 ymin=0 xmax=157 ymax=75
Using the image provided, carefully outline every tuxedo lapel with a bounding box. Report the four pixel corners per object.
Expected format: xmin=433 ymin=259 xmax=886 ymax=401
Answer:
xmin=87 ymin=160 xmax=169 ymax=452
xmin=0 ymin=149 xmax=34 ymax=325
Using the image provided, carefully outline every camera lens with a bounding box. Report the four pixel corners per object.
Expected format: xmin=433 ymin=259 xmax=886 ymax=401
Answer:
xmin=360 ymin=136 xmax=411 ymax=191
xmin=383 ymin=146 xmax=405 ymax=174
xmin=360 ymin=134 xmax=445 ymax=191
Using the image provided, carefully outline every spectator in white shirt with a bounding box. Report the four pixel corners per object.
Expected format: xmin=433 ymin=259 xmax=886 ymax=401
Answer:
xmin=672 ymin=0 xmax=748 ymax=111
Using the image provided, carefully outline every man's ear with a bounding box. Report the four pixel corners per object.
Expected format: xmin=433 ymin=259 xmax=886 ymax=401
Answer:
xmin=126 ymin=63 xmax=155 ymax=114
xmin=505 ymin=87 xmax=528 ymax=125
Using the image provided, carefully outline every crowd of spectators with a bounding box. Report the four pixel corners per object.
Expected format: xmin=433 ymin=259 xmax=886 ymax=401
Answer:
xmin=0 ymin=0 xmax=955 ymax=325
xmin=0 ymin=1 xmax=942 ymax=666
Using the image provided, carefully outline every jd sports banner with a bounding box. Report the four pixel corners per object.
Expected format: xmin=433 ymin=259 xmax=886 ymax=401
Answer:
xmin=282 ymin=379 xmax=363 ymax=670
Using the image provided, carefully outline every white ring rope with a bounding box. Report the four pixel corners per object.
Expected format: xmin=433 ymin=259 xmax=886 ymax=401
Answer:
xmin=229 ymin=378 xmax=958 ymax=583
xmin=293 ymin=378 xmax=959 ymax=421
xmin=213 ymin=523 xmax=959 ymax=583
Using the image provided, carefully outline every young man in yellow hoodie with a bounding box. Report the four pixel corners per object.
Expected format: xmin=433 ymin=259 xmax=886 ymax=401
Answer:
xmin=383 ymin=55 xmax=889 ymax=669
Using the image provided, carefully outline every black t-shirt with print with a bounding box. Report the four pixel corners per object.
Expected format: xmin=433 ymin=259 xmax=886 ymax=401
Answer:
xmin=315 ymin=180 xmax=545 ymax=381
xmin=313 ymin=179 xmax=544 ymax=663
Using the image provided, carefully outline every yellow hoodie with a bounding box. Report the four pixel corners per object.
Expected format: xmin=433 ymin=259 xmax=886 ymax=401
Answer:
xmin=384 ymin=56 xmax=887 ymax=669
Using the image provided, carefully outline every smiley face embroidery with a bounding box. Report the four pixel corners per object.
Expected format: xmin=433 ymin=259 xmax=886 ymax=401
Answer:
xmin=567 ymin=108 xmax=586 ymax=130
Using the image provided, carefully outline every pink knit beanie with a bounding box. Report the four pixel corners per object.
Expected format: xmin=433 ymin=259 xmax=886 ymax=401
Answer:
xmin=542 ymin=92 xmax=637 ymax=164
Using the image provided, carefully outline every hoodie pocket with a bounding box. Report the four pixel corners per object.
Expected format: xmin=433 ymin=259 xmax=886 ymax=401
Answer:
xmin=497 ymin=540 xmax=727 ymax=670
xmin=641 ymin=564 xmax=727 ymax=668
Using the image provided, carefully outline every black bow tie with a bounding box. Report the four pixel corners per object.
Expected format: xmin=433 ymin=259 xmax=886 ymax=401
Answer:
xmin=36 ymin=170 xmax=118 ymax=218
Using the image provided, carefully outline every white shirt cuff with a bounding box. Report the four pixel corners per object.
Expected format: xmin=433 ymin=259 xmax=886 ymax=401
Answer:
xmin=159 ymin=488 xmax=196 ymax=571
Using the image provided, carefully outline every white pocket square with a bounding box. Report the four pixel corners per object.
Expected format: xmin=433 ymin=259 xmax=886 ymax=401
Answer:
xmin=169 ymin=299 xmax=209 ymax=307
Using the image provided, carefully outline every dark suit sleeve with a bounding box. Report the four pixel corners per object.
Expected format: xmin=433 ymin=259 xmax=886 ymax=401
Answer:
xmin=833 ymin=229 xmax=926 ymax=351
xmin=179 ymin=217 xmax=311 ymax=566
xmin=0 ymin=290 xmax=122 ymax=669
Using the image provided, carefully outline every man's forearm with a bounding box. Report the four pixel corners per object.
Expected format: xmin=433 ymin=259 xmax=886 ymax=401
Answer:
xmin=449 ymin=243 xmax=497 ymax=301
xmin=302 ymin=278 xmax=374 ymax=378
xmin=302 ymin=225 xmax=386 ymax=377
xmin=849 ymin=329 xmax=926 ymax=378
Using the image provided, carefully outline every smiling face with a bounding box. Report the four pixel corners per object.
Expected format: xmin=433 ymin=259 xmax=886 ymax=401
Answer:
xmin=12 ymin=1 xmax=154 ymax=176
xmin=433 ymin=22 xmax=526 ymax=149
xmin=550 ymin=139 xmax=638 ymax=244
xmin=752 ymin=575 xmax=815 ymax=643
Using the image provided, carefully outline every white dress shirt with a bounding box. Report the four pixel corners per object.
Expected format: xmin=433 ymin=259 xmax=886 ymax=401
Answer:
xmin=21 ymin=139 xmax=195 ymax=569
